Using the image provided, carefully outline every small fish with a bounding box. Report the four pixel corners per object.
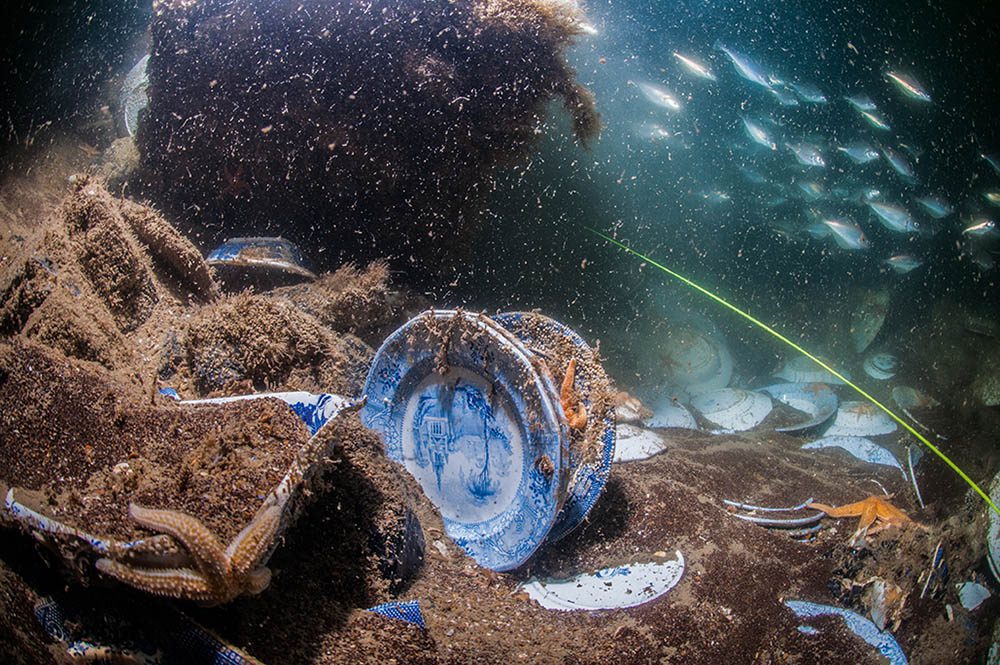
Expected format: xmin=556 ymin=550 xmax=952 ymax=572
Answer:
xmin=886 ymin=70 xmax=932 ymax=103
xmin=797 ymin=181 xmax=825 ymax=201
xmin=805 ymin=222 xmax=832 ymax=239
xmin=786 ymin=142 xmax=825 ymax=168
xmin=638 ymin=82 xmax=682 ymax=111
xmin=860 ymin=109 xmax=891 ymax=131
xmin=673 ymin=52 xmax=716 ymax=81
xmin=838 ymin=141 xmax=880 ymax=164
xmin=963 ymin=217 xmax=997 ymax=237
xmin=715 ymin=43 xmax=772 ymax=89
xmin=789 ymin=81 xmax=827 ymax=103
xmin=881 ymin=146 xmax=916 ymax=182
xmin=575 ymin=20 xmax=600 ymax=36
xmin=699 ymin=190 xmax=732 ymax=204
xmin=739 ymin=166 xmax=767 ymax=184
xmin=742 ymin=117 xmax=776 ymax=150
xmin=983 ymin=153 xmax=1000 ymax=175
xmin=884 ymin=254 xmax=923 ymax=273
xmin=984 ymin=190 xmax=1000 ymax=206
xmin=768 ymin=86 xmax=801 ymax=106
xmin=823 ymin=218 xmax=870 ymax=250
xmin=868 ymin=200 xmax=919 ymax=233
xmin=845 ymin=93 xmax=877 ymax=112
xmin=915 ymin=195 xmax=953 ymax=219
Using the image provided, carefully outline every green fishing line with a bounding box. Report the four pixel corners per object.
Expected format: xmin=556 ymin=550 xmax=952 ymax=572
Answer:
xmin=589 ymin=227 xmax=1000 ymax=517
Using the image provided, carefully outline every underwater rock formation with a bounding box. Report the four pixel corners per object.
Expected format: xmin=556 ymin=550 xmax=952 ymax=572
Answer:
xmin=138 ymin=0 xmax=599 ymax=274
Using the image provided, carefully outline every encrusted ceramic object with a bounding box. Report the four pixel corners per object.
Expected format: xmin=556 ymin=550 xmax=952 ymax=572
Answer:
xmin=520 ymin=551 xmax=685 ymax=611
xmin=361 ymin=310 xmax=568 ymax=571
xmin=759 ymin=382 xmax=838 ymax=433
xmin=691 ymin=388 xmax=772 ymax=432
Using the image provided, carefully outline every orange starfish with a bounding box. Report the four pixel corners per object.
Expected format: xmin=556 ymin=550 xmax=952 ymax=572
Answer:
xmin=809 ymin=495 xmax=920 ymax=544
xmin=560 ymin=358 xmax=588 ymax=430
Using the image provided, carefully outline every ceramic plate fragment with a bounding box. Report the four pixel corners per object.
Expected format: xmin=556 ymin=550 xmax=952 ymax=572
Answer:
xmin=691 ymin=388 xmax=772 ymax=432
xmin=521 ymin=551 xmax=685 ymax=611
xmin=823 ymin=401 xmax=897 ymax=437
xmin=644 ymin=397 xmax=698 ymax=430
xmin=785 ymin=599 xmax=907 ymax=665
xmin=802 ymin=436 xmax=905 ymax=478
xmin=613 ymin=424 xmax=668 ymax=463
xmin=759 ymin=382 xmax=838 ymax=433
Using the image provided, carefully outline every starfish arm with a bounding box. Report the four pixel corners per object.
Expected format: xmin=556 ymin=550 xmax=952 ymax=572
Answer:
xmin=96 ymin=558 xmax=219 ymax=602
xmin=129 ymin=504 xmax=229 ymax=582
xmin=560 ymin=359 xmax=588 ymax=429
xmin=226 ymin=505 xmax=282 ymax=579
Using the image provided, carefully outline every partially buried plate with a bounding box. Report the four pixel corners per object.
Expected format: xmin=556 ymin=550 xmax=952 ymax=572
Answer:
xmin=520 ymin=551 xmax=685 ymax=611
xmin=491 ymin=311 xmax=616 ymax=543
xmin=759 ymin=382 xmax=838 ymax=433
xmin=207 ymin=236 xmax=317 ymax=290
xmin=361 ymin=310 xmax=566 ymax=571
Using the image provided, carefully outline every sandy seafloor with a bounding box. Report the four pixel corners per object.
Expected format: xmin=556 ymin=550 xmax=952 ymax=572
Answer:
xmin=0 ymin=131 xmax=998 ymax=664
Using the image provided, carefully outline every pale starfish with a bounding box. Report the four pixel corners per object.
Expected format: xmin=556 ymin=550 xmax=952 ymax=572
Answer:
xmin=96 ymin=502 xmax=281 ymax=606
xmin=809 ymin=495 xmax=921 ymax=544
xmin=560 ymin=358 xmax=588 ymax=429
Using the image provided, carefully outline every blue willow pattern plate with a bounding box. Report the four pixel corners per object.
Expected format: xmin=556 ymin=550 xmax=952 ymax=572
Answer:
xmin=492 ymin=312 xmax=616 ymax=542
xmin=361 ymin=310 xmax=567 ymax=571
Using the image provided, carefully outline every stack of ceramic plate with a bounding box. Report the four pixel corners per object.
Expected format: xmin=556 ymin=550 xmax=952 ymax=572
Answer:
xmin=361 ymin=310 xmax=615 ymax=571
xmin=206 ymin=236 xmax=316 ymax=289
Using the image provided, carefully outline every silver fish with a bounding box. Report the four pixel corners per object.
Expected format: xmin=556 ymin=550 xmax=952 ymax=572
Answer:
xmin=673 ymin=52 xmax=717 ymax=81
xmin=823 ymin=218 xmax=869 ymax=250
xmin=983 ymin=153 xmax=1000 ymax=175
xmin=884 ymin=254 xmax=923 ymax=273
xmin=860 ymin=109 xmax=891 ymax=131
xmin=789 ymin=82 xmax=827 ymax=103
xmin=915 ymin=195 xmax=953 ymax=219
xmin=768 ymin=86 xmax=801 ymax=106
xmin=881 ymin=146 xmax=916 ymax=182
xmin=867 ymin=200 xmax=919 ymax=233
xmin=742 ymin=117 xmax=776 ymax=150
xmin=637 ymin=82 xmax=682 ymax=111
xmin=715 ymin=43 xmax=772 ymax=89
xmin=963 ymin=217 xmax=997 ymax=237
xmin=984 ymin=190 xmax=1000 ymax=206
xmin=844 ymin=93 xmax=877 ymax=112
xmin=786 ymin=142 xmax=825 ymax=168
xmin=886 ymin=70 xmax=932 ymax=103
xmin=838 ymin=141 xmax=880 ymax=164
xmin=797 ymin=181 xmax=825 ymax=201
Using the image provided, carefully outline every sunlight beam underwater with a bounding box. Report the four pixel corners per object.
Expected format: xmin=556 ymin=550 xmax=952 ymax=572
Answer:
xmin=588 ymin=227 xmax=1000 ymax=517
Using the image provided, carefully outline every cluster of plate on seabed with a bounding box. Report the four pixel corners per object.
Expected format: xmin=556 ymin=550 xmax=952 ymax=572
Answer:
xmin=614 ymin=315 xmax=937 ymax=485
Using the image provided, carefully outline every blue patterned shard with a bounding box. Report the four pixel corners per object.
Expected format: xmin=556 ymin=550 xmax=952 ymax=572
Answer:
xmin=366 ymin=600 xmax=426 ymax=629
xmin=785 ymin=599 xmax=907 ymax=665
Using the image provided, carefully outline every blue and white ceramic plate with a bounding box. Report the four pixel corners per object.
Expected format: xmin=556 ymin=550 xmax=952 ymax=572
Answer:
xmin=207 ymin=237 xmax=317 ymax=283
xmin=491 ymin=311 xmax=616 ymax=543
xmin=361 ymin=310 xmax=567 ymax=571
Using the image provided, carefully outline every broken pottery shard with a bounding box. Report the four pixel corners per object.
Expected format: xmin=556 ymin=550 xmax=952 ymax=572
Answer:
xmin=643 ymin=397 xmax=698 ymax=430
xmin=613 ymin=423 xmax=668 ymax=463
xmin=520 ymin=551 xmax=685 ymax=611
xmin=957 ymin=582 xmax=991 ymax=611
xmin=785 ymin=600 xmax=907 ymax=665
xmin=801 ymin=436 xmax=905 ymax=479
xmin=851 ymin=289 xmax=890 ymax=353
xmin=182 ymin=391 xmax=355 ymax=436
xmin=366 ymin=600 xmax=426 ymax=628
